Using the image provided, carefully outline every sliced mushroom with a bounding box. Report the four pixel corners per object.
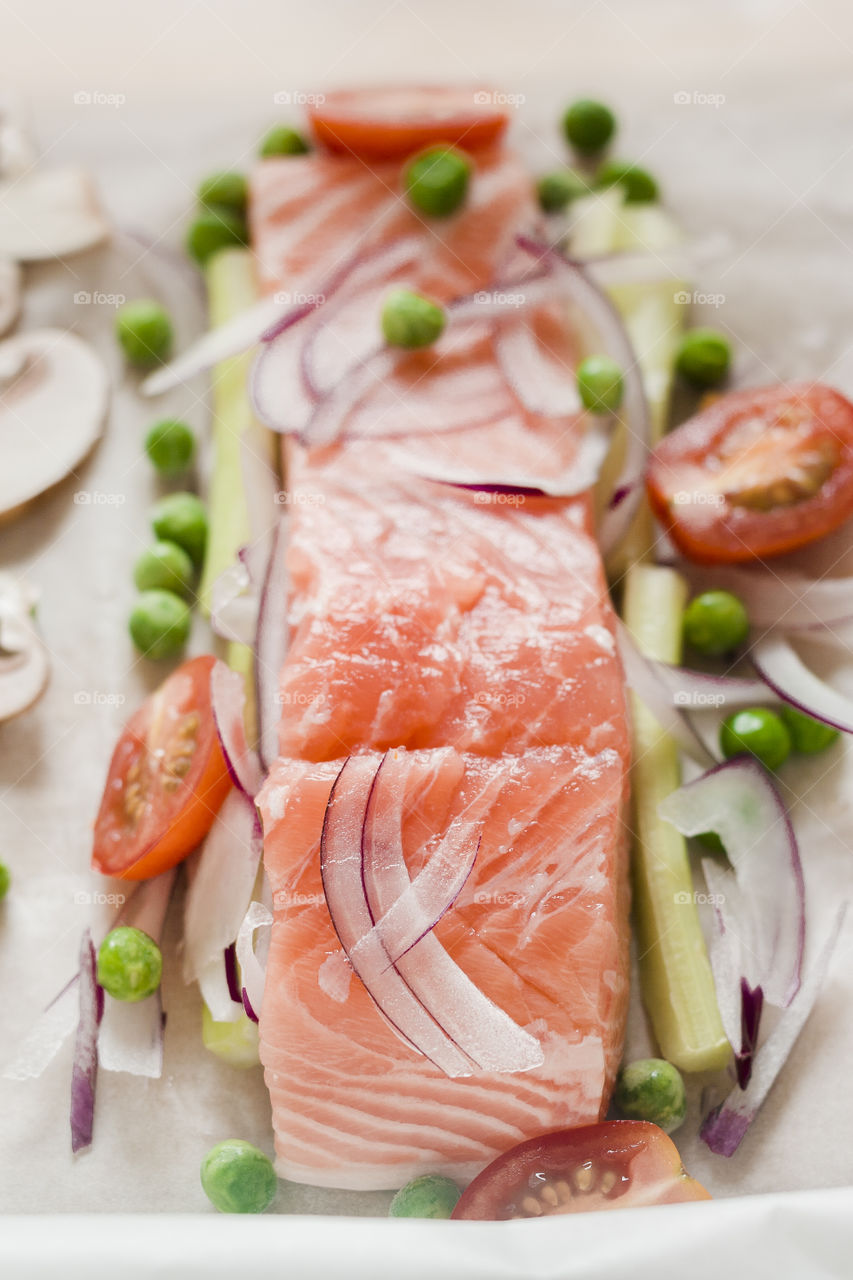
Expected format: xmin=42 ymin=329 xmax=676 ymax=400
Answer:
xmin=0 ymin=168 xmax=109 ymax=262
xmin=0 ymin=328 xmax=109 ymax=519
xmin=0 ymin=256 xmax=20 ymax=336
xmin=0 ymin=574 xmax=49 ymax=721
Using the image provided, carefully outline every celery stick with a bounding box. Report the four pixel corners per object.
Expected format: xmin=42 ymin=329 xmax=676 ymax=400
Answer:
xmin=198 ymin=247 xmax=274 ymax=618
xmin=623 ymin=563 xmax=730 ymax=1072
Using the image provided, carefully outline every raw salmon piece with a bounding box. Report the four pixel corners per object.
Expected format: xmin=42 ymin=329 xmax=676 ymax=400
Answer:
xmin=249 ymin=149 xmax=535 ymax=305
xmin=258 ymin=743 xmax=629 ymax=1190
xmin=278 ymin=470 xmax=626 ymax=762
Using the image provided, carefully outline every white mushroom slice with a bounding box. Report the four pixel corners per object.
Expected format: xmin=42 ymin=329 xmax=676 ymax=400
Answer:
xmin=0 ymin=168 xmax=109 ymax=262
xmin=0 ymin=256 xmax=20 ymax=336
xmin=0 ymin=574 xmax=49 ymax=721
xmin=0 ymin=329 xmax=109 ymax=518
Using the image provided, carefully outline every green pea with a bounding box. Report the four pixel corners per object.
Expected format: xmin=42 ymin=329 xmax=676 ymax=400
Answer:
xmin=614 ymin=1058 xmax=687 ymax=1134
xmin=197 ymin=171 xmax=248 ymax=215
xmin=720 ymin=707 xmax=791 ymax=771
xmin=116 ymin=299 xmax=173 ymax=368
xmin=403 ymin=147 xmax=471 ymax=218
xmin=200 ymin=1140 xmax=277 ymax=1214
xmin=133 ymin=541 xmax=195 ymax=599
xmin=536 ymin=169 xmax=590 ymax=214
xmin=779 ymin=705 xmax=840 ymax=755
xmin=186 ymin=208 xmax=247 ymax=266
xmin=0 ymin=862 xmax=10 ymax=901
xmin=144 ymin=418 xmax=196 ymax=475
xmin=259 ymin=125 xmax=310 ymax=157
xmin=562 ymin=99 xmax=616 ymax=155
xmin=150 ymin=492 xmax=208 ymax=565
xmin=576 ymin=354 xmax=624 ymax=414
xmin=129 ymin=590 xmax=192 ymax=660
xmin=381 ymin=289 xmax=446 ymax=349
xmin=675 ymin=328 xmax=731 ymax=389
xmin=596 ymin=160 xmax=659 ymax=204
xmin=389 ymin=1174 xmax=461 ymax=1219
xmin=683 ymin=590 xmax=750 ymax=656
xmin=97 ymin=926 xmax=162 ymax=1002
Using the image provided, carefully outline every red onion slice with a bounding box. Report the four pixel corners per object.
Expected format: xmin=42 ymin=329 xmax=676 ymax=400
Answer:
xmin=251 ymin=317 xmax=318 ymax=438
xmin=678 ymin=563 xmax=853 ymax=632
xmin=702 ymin=904 xmax=846 ymax=1156
xmin=752 ymin=633 xmax=853 ymax=734
xmin=516 ymin=236 xmax=652 ymax=554
xmin=210 ymin=661 xmax=264 ymax=796
xmin=616 ymin=621 xmax=716 ymax=767
xmin=235 ymin=900 xmax=273 ymax=1023
xmin=361 ymin=752 xmax=544 ymax=1075
xmin=351 ymin=816 xmax=480 ymax=973
xmin=254 ymin=516 xmax=289 ymax=773
xmin=660 ymin=758 xmax=806 ymax=1082
xmin=70 ymin=930 xmax=103 ymax=1154
xmin=183 ymin=789 xmax=264 ymax=1007
xmin=142 ymin=293 xmax=287 ymax=397
xmin=494 ymin=313 xmax=581 ymax=418
xmin=320 ymin=755 xmax=474 ymax=1078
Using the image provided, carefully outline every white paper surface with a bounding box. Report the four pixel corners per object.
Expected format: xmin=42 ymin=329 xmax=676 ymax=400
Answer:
xmin=2 ymin=0 xmax=853 ymax=1272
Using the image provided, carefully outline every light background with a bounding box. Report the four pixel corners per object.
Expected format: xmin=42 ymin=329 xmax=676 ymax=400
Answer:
xmin=2 ymin=0 xmax=853 ymax=1234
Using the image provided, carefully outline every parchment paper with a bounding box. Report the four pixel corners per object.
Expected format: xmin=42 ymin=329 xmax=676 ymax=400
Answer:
xmin=2 ymin=0 xmax=853 ymax=1272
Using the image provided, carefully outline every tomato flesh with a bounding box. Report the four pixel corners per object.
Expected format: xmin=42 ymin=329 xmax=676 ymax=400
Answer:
xmin=646 ymin=383 xmax=853 ymax=563
xmin=92 ymin=656 xmax=232 ymax=881
xmin=451 ymin=1122 xmax=710 ymax=1220
xmin=307 ymin=87 xmax=508 ymax=159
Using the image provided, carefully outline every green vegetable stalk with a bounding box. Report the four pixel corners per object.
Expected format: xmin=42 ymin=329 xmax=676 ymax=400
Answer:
xmin=623 ymin=563 xmax=730 ymax=1073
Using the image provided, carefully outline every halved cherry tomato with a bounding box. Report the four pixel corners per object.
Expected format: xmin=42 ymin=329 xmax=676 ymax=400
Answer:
xmin=451 ymin=1122 xmax=710 ymax=1220
xmin=92 ymin=656 xmax=232 ymax=881
xmin=307 ymin=87 xmax=508 ymax=159
xmin=646 ymin=383 xmax=853 ymax=564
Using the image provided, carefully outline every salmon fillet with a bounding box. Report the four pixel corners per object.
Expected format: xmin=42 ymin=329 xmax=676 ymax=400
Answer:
xmin=251 ymin=138 xmax=632 ymax=1190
